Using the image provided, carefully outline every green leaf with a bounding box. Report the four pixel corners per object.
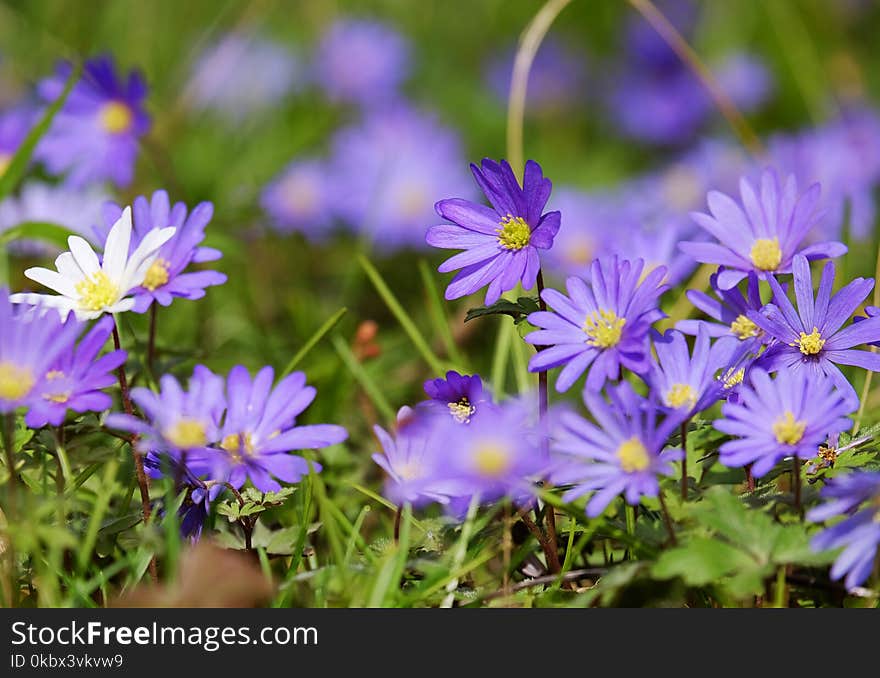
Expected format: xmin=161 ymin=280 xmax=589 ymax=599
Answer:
xmin=0 ymin=222 xmax=80 ymax=250
xmin=465 ymin=296 xmax=539 ymax=324
xmin=652 ymin=537 xmax=755 ymax=586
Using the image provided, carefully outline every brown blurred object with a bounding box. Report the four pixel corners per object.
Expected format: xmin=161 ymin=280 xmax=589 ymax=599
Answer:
xmin=353 ymin=320 xmax=381 ymax=361
xmin=112 ymin=541 xmax=274 ymax=608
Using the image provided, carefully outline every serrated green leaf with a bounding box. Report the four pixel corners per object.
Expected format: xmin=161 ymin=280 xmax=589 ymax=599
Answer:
xmin=464 ymin=296 xmax=539 ymax=324
xmin=652 ymin=537 xmax=755 ymax=586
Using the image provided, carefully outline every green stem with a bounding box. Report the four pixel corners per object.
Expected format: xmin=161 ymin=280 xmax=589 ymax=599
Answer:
xmin=2 ymin=412 xmax=18 ymax=607
xmin=680 ymin=420 xmax=689 ymax=501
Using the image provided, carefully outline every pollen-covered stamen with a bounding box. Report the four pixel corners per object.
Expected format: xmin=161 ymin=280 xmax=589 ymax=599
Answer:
xmin=448 ymin=397 xmax=476 ymax=424
xmin=75 ymin=272 xmax=120 ymax=312
xmin=165 ymin=418 xmax=208 ymax=450
xmin=665 ymin=383 xmax=697 ymax=410
xmin=583 ymin=309 xmax=626 ymax=348
xmin=721 ymin=367 xmax=745 ymax=389
xmin=773 ymin=411 xmax=806 ymax=445
xmin=750 ymin=237 xmax=782 ymax=271
xmin=730 ymin=314 xmax=759 ymax=340
xmin=793 ymin=327 xmax=825 ymax=356
xmin=142 ymin=258 xmax=170 ymax=291
xmin=473 ymin=441 xmax=511 ymax=477
xmin=221 ymin=431 xmax=256 ymax=463
xmin=617 ymin=436 xmax=650 ymax=473
xmin=99 ymin=101 xmax=133 ymax=134
xmin=496 ymin=215 xmax=531 ymax=251
xmin=0 ymin=362 xmax=35 ymax=401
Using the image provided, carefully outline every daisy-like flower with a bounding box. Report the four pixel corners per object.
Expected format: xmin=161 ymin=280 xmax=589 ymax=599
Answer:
xmin=748 ymin=254 xmax=880 ymax=404
xmin=525 ymin=256 xmax=668 ymax=392
xmin=0 ymin=289 xmax=81 ymax=413
xmin=714 ymin=368 xmax=854 ymax=477
xmin=426 ymin=158 xmax=560 ymax=305
xmin=35 ymin=55 xmax=149 ymax=188
xmin=679 ymin=168 xmax=846 ymax=289
xmin=372 ymin=406 xmax=464 ymax=507
xmin=807 ymin=471 xmax=880 ymax=590
xmin=10 ymin=206 xmax=175 ymax=320
xmin=96 ymin=190 xmax=226 ymax=312
xmin=550 ymin=381 xmax=683 ymax=517
xmin=260 ymin=159 xmax=335 ymax=241
xmin=212 ymin=366 xmax=348 ymax=492
xmin=105 ymin=365 xmax=226 ymax=466
xmin=24 ymin=316 xmax=127 ymax=428
xmin=314 ymin=18 xmax=410 ymax=107
xmin=676 ymin=268 xmax=767 ymax=345
xmin=418 ymin=370 xmax=495 ymax=424
xmin=648 ymin=327 xmax=739 ymax=417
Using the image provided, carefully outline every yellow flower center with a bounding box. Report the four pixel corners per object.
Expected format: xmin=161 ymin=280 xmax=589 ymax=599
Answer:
xmin=721 ymin=367 xmax=745 ymax=389
xmin=142 ymin=258 xmax=170 ymax=291
xmin=447 ymin=398 xmax=475 ymax=424
xmin=75 ymin=271 xmax=120 ymax=312
xmin=396 ymin=460 xmax=422 ymax=481
xmin=793 ymin=327 xmax=825 ymax=356
xmin=665 ymin=383 xmax=697 ymax=410
xmin=749 ymin=237 xmax=782 ymax=271
xmin=496 ymin=215 xmax=531 ymax=251
xmin=165 ymin=418 xmax=208 ymax=450
xmin=730 ymin=314 xmax=759 ymax=340
xmin=0 ymin=153 xmax=11 ymax=177
xmin=773 ymin=411 xmax=806 ymax=445
xmin=617 ymin=436 xmax=650 ymax=473
xmin=583 ymin=309 xmax=626 ymax=348
xmin=0 ymin=362 xmax=35 ymax=401
xmin=99 ymin=101 xmax=133 ymax=134
xmin=473 ymin=441 xmax=511 ymax=477
xmin=221 ymin=432 xmax=256 ymax=463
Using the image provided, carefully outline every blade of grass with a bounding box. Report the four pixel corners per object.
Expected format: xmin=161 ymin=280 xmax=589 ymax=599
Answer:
xmin=76 ymin=458 xmax=119 ymax=573
xmin=418 ymin=259 xmax=467 ymax=368
xmin=491 ymin=320 xmax=513 ymax=397
xmin=280 ymin=307 xmax=347 ymax=378
xmin=331 ymin=333 xmax=395 ymax=422
xmin=349 ymin=481 xmax=426 ymax=533
xmin=441 ymin=496 xmax=480 ymax=608
xmin=358 ymin=254 xmax=445 ymax=375
xmin=368 ymin=503 xmax=412 ymax=607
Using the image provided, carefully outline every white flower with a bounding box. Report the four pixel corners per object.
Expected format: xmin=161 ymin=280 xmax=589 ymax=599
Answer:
xmin=10 ymin=206 xmax=175 ymax=320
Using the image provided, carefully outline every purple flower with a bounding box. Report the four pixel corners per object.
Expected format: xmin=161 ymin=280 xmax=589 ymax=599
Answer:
xmin=25 ymin=316 xmax=126 ymax=428
xmin=260 ymin=159 xmax=335 ymax=240
xmin=680 ymin=168 xmax=846 ymax=289
xmin=854 ymin=305 xmax=880 ymax=347
xmin=748 ymin=255 xmax=880 ymax=404
xmin=427 ymin=158 xmax=560 ymax=304
xmin=525 ymin=256 xmax=668 ymax=393
xmin=97 ymin=190 xmax=226 ymax=312
xmin=648 ymin=327 xmax=738 ymax=417
xmin=550 ymin=381 xmax=683 ymax=517
xmin=105 ymin=365 xmax=226 ymax=467
xmin=0 ymin=289 xmax=81 ymax=413
xmin=331 ymin=105 xmax=474 ymax=250
xmin=35 ymin=55 xmax=149 ymax=188
xmin=714 ymin=52 xmax=773 ymax=113
xmin=484 ymin=38 xmax=589 ymax=115
xmin=807 ymin=471 xmax=880 ymax=590
xmin=372 ymin=407 xmax=465 ymax=508
xmin=714 ymin=368 xmax=854 ymax=477
xmin=212 ymin=366 xmax=348 ymax=492
xmin=418 ymin=370 xmax=494 ymax=424
xmin=676 ymin=268 xmax=767 ymax=345
xmin=436 ymin=398 xmax=546 ymax=508
xmin=314 ymin=18 xmax=410 ymax=107
xmin=0 ymin=181 xmax=111 ymax=256
xmin=186 ymin=32 xmax=302 ymax=122
xmin=541 ymin=189 xmax=613 ymax=279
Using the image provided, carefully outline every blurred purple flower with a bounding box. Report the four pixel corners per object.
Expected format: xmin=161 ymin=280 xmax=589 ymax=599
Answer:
xmin=35 ymin=55 xmax=149 ymax=188
xmin=260 ymin=159 xmax=335 ymax=241
xmin=714 ymin=52 xmax=773 ymax=113
xmin=314 ymin=18 xmax=410 ymax=107
xmin=0 ymin=106 xmax=34 ymax=174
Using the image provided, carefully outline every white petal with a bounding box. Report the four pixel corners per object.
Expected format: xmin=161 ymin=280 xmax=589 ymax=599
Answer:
xmin=106 ymin=298 xmax=136 ymax=314
xmin=55 ymin=251 xmax=84 ymax=280
xmin=102 ymin=205 xmax=132 ymax=284
xmin=67 ymin=236 xmax=101 ymax=277
xmin=23 ymin=267 xmax=79 ymax=298
xmin=9 ymin=293 xmax=77 ymax=315
xmin=121 ymin=226 xmax=176 ymax=291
